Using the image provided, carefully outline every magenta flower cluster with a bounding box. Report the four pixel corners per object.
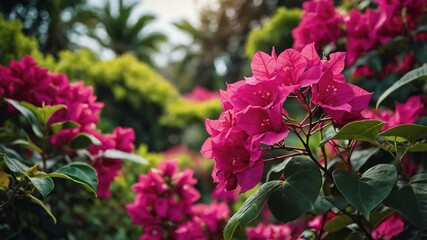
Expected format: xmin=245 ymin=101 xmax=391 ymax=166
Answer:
xmin=0 ymin=56 xmax=135 ymax=198
xmin=202 ymin=43 xmax=371 ymax=193
xmin=126 ymin=160 xmax=230 ymax=240
xmin=292 ymin=0 xmax=427 ymax=65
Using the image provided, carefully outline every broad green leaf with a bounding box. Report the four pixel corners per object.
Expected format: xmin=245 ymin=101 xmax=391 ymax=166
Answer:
xmin=70 ymin=133 xmax=101 ymax=149
xmin=29 ymin=176 xmax=54 ymax=197
xmin=28 ymin=195 xmax=56 ymax=224
xmin=11 ymin=139 xmax=43 ymax=153
xmin=53 ymin=162 xmax=98 ymax=196
xmin=267 ymin=156 xmax=322 ymax=222
xmin=50 ymin=121 xmax=79 ymax=133
xmin=4 ymin=98 xmax=43 ymax=137
xmin=21 ymin=102 xmax=66 ymax=125
xmin=333 ymin=164 xmax=397 ymax=220
xmin=350 ymin=148 xmax=379 ymax=171
xmin=223 ymin=181 xmax=281 ymax=240
xmin=383 ymin=174 xmax=427 ymax=229
xmin=325 ymin=214 xmax=353 ymax=232
xmin=409 ymin=142 xmax=427 ymax=152
xmin=332 ymin=120 xmax=384 ymax=144
xmin=266 ymin=158 xmax=288 ymax=181
xmin=314 ymin=196 xmax=334 ymax=214
xmin=325 ymin=195 xmax=349 ymax=210
xmin=323 ymin=228 xmax=352 ymax=240
xmin=379 ymin=124 xmax=427 ymax=144
xmin=102 ymin=150 xmax=148 ymax=165
xmin=376 ymin=64 xmax=427 ymax=108
xmin=0 ymin=153 xmax=28 ymax=173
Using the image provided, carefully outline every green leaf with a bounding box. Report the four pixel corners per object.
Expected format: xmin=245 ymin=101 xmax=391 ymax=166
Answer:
xmin=4 ymin=98 xmax=43 ymax=137
xmin=52 ymin=162 xmax=98 ymax=196
xmin=70 ymin=133 xmax=101 ymax=149
xmin=333 ymin=164 xmax=397 ymax=220
xmin=29 ymin=176 xmax=54 ymax=197
xmin=314 ymin=196 xmax=334 ymax=214
xmin=266 ymin=158 xmax=288 ymax=181
xmin=102 ymin=150 xmax=147 ymax=165
xmin=383 ymin=174 xmax=427 ymax=229
xmin=11 ymin=139 xmax=43 ymax=153
xmin=350 ymin=148 xmax=379 ymax=171
xmin=50 ymin=121 xmax=80 ymax=133
xmin=267 ymin=156 xmax=322 ymax=222
xmin=323 ymin=228 xmax=352 ymax=240
xmin=379 ymin=124 xmax=427 ymax=144
xmin=409 ymin=142 xmax=427 ymax=152
xmin=325 ymin=195 xmax=349 ymax=210
xmin=332 ymin=120 xmax=384 ymax=144
xmin=0 ymin=153 xmax=28 ymax=173
xmin=325 ymin=214 xmax=353 ymax=232
xmin=28 ymin=195 xmax=56 ymax=224
xmin=376 ymin=64 xmax=427 ymax=108
xmin=21 ymin=102 xmax=66 ymax=125
xmin=223 ymin=181 xmax=281 ymax=240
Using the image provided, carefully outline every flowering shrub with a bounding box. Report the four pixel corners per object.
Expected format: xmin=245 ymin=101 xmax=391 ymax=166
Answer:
xmin=0 ymin=56 xmax=145 ymax=237
xmin=127 ymin=160 xmax=229 ymax=239
xmin=201 ymin=38 xmax=427 ymax=239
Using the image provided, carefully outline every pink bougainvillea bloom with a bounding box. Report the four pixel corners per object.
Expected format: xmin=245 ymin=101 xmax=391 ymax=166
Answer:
xmin=190 ymin=201 xmax=230 ymax=234
xmin=246 ymin=223 xmax=294 ymax=240
xmin=251 ymin=50 xmax=277 ymax=81
xmin=371 ymin=213 xmax=404 ymax=240
xmin=183 ymin=86 xmax=220 ymax=102
xmin=212 ymin=184 xmax=238 ymax=202
xmin=236 ymin=104 xmax=289 ymax=146
xmin=292 ymin=0 xmax=344 ymax=51
xmin=363 ymin=96 xmax=422 ymax=130
xmin=89 ymin=127 xmax=135 ymax=198
xmin=126 ymin=160 xmax=200 ymax=229
xmin=311 ymin=71 xmax=355 ymax=119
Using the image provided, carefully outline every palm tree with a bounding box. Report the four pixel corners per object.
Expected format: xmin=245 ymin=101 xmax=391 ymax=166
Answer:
xmin=84 ymin=0 xmax=167 ymax=65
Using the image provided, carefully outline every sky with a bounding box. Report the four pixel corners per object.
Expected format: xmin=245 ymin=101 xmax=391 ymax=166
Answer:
xmin=82 ymin=0 xmax=217 ymax=64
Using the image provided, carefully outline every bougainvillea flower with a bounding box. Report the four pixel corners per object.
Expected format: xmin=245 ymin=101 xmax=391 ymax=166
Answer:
xmin=246 ymin=223 xmax=294 ymax=240
xmin=371 ymin=213 xmax=404 ymax=240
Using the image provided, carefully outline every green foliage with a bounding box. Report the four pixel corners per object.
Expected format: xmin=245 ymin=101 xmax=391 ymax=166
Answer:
xmin=0 ymin=17 xmax=42 ymax=65
xmin=267 ymin=157 xmax=322 ymax=223
xmin=376 ymin=64 xmax=427 ymax=108
xmin=161 ymin=97 xmax=222 ymax=127
xmin=333 ymin=164 xmax=397 ymax=220
xmin=224 ymin=181 xmax=282 ymax=240
xmin=330 ymin=120 xmax=385 ymax=145
xmin=245 ymin=7 xmax=301 ymax=58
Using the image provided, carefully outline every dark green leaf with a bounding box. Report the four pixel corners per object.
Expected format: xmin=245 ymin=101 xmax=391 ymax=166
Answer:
xmin=266 ymin=158 xmax=288 ymax=181
xmin=21 ymin=102 xmax=66 ymax=124
xmin=332 ymin=120 xmax=384 ymax=144
xmin=350 ymin=148 xmax=379 ymax=171
xmin=333 ymin=164 xmax=397 ymax=220
xmin=325 ymin=195 xmax=349 ymax=210
xmin=323 ymin=228 xmax=352 ymax=240
xmin=267 ymin=156 xmax=322 ymax=222
xmin=70 ymin=133 xmax=101 ymax=149
xmin=1 ymin=153 xmax=28 ymax=173
xmin=102 ymin=150 xmax=147 ymax=165
xmin=4 ymin=98 xmax=43 ymax=137
xmin=52 ymin=162 xmax=98 ymax=196
xmin=223 ymin=181 xmax=281 ymax=240
xmin=379 ymin=124 xmax=427 ymax=144
xmin=50 ymin=121 xmax=79 ymax=133
xmin=11 ymin=139 xmax=43 ymax=153
xmin=314 ymin=196 xmax=334 ymax=214
xmin=376 ymin=64 xmax=427 ymax=108
xmin=409 ymin=142 xmax=427 ymax=152
xmin=29 ymin=176 xmax=54 ymax=197
xmin=325 ymin=214 xmax=353 ymax=232
xmin=28 ymin=195 xmax=56 ymax=224
xmin=383 ymin=174 xmax=427 ymax=229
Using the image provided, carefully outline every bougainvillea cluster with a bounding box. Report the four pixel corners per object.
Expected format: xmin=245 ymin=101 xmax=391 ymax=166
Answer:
xmin=0 ymin=56 xmax=135 ymax=197
xmin=126 ymin=160 xmax=229 ymax=239
xmin=292 ymin=0 xmax=427 ymax=66
xmin=201 ymin=42 xmax=372 ymax=193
